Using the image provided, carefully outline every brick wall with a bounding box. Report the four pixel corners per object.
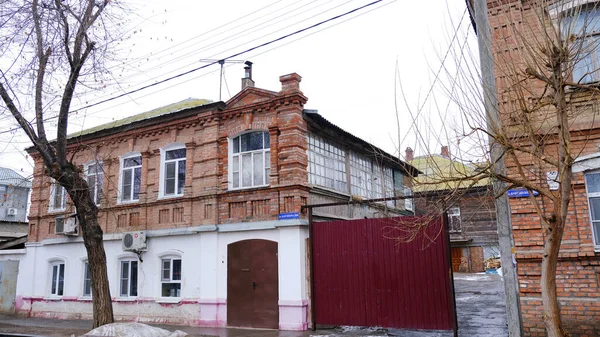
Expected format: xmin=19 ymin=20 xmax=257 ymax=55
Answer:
xmin=486 ymin=1 xmax=600 ymax=335
xmin=27 ymin=73 xmax=311 ymax=242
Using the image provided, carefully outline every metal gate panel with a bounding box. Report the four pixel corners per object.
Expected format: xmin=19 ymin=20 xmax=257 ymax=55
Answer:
xmin=313 ymin=216 xmax=454 ymax=330
xmin=0 ymin=260 xmax=19 ymax=314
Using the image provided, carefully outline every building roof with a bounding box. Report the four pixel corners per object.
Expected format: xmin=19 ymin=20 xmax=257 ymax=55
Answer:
xmin=0 ymin=167 xmax=31 ymax=188
xmin=26 ymin=98 xmax=222 ymax=154
xmin=410 ymin=154 xmax=490 ymax=193
xmin=303 ymin=110 xmax=420 ymax=177
xmin=68 ymin=98 xmax=213 ymax=139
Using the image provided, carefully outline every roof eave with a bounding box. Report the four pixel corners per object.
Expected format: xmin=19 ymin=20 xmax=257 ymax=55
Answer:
xmin=303 ymin=111 xmax=421 ymax=177
xmin=26 ymin=101 xmax=226 ymax=154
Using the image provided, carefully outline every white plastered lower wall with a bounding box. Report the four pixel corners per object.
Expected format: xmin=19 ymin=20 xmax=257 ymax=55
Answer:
xmin=13 ymin=220 xmax=309 ymax=330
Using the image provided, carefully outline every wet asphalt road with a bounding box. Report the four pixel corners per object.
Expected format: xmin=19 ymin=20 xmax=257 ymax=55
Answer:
xmin=0 ymin=273 xmax=508 ymax=337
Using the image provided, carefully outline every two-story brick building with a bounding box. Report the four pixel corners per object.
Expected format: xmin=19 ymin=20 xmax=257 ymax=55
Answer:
xmin=7 ymin=72 xmax=416 ymax=330
xmin=474 ymin=0 xmax=600 ymax=335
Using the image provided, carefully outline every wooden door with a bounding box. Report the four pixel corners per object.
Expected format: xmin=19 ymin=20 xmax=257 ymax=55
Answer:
xmin=227 ymin=239 xmax=279 ymax=329
xmin=451 ymin=247 xmax=462 ymax=272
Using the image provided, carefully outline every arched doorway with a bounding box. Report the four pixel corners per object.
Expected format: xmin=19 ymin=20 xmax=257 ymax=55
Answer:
xmin=227 ymin=239 xmax=279 ymax=329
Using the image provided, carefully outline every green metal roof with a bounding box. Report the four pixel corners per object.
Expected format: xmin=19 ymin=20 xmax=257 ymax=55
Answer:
xmin=69 ymin=98 xmax=212 ymax=139
xmin=410 ymin=154 xmax=491 ymax=193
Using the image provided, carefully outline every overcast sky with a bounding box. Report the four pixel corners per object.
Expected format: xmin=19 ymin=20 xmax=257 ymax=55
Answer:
xmin=0 ymin=0 xmax=477 ymax=178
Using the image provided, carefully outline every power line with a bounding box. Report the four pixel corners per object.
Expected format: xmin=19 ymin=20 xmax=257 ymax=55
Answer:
xmin=0 ymin=0 xmax=385 ymax=136
xmin=71 ymin=0 xmax=384 ymax=113
xmin=75 ymin=0 xmax=347 ymax=103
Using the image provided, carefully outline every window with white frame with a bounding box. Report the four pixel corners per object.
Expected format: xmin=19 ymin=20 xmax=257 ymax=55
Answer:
xmin=404 ymin=187 xmax=414 ymax=212
xmin=50 ymin=261 xmax=65 ymax=296
xmin=350 ymin=152 xmax=374 ymax=198
xmin=83 ymin=262 xmax=91 ymax=297
xmin=161 ymin=257 xmax=181 ymax=297
xmin=393 ymin=170 xmax=405 ymax=208
xmin=561 ymin=5 xmax=600 ymax=83
xmin=585 ymin=172 xmax=600 ymax=248
xmin=54 ymin=216 xmax=65 ymax=234
xmin=161 ymin=145 xmax=186 ymax=197
xmin=120 ymin=155 xmax=142 ymax=202
xmin=49 ymin=180 xmax=67 ymax=211
xmin=308 ymin=133 xmax=347 ymax=193
xmin=85 ymin=162 xmax=104 ymax=205
xmin=372 ymin=165 xmax=385 ymax=199
xmin=448 ymin=207 xmax=462 ymax=232
xmin=230 ymin=131 xmax=270 ymax=189
xmin=119 ymin=260 xmax=138 ymax=297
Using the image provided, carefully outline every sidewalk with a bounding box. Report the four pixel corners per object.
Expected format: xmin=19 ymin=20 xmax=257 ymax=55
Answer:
xmin=0 ymin=273 xmax=508 ymax=337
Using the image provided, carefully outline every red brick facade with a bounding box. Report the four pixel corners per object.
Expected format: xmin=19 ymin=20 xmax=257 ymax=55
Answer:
xmin=485 ymin=1 xmax=600 ymax=336
xmin=27 ymin=74 xmax=311 ymax=243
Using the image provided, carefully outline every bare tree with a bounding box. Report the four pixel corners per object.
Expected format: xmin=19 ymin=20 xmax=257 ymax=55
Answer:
xmin=0 ymin=0 xmax=125 ymax=327
xmin=398 ymin=1 xmax=600 ymax=336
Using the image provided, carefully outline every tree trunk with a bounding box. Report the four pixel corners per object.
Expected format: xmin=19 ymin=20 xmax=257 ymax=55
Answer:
xmin=54 ymin=165 xmax=114 ymax=328
xmin=540 ymin=220 xmax=565 ymax=337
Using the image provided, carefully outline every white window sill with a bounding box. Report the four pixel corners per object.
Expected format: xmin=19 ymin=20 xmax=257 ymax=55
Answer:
xmin=157 ymin=194 xmax=184 ymax=200
xmin=48 ymin=209 xmax=66 ymax=214
xmin=156 ymin=298 xmax=181 ymax=304
xmin=114 ymin=297 xmax=137 ymax=302
xmin=78 ymin=297 xmax=92 ymax=301
xmin=117 ymin=200 xmax=140 ymax=205
xmin=43 ymin=296 xmax=62 ymax=301
xmin=228 ymin=184 xmax=269 ymax=191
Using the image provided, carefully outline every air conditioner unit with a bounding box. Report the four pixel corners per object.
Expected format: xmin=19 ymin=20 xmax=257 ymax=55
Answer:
xmin=122 ymin=231 xmax=147 ymax=251
xmin=7 ymin=208 xmax=17 ymax=216
xmin=63 ymin=216 xmax=79 ymax=236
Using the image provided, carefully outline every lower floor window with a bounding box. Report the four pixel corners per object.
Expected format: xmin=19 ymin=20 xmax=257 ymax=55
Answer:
xmin=83 ymin=262 xmax=91 ymax=297
xmin=161 ymin=258 xmax=181 ymax=297
xmin=585 ymin=172 xmax=600 ymax=248
xmin=120 ymin=260 xmax=138 ymax=297
xmin=50 ymin=262 xmax=65 ymax=296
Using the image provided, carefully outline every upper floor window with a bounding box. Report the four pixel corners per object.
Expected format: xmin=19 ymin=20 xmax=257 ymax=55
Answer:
xmin=308 ymin=133 xmax=347 ymax=193
xmin=350 ymin=152 xmax=374 ymax=198
xmin=120 ymin=154 xmax=142 ymax=202
xmin=230 ymin=131 xmax=270 ymax=189
xmin=160 ymin=144 xmax=186 ymax=198
xmin=85 ymin=162 xmax=104 ymax=205
xmin=585 ymin=172 xmax=600 ymax=249
xmin=393 ymin=170 xmax=406 ymax=209
xmin=49 ymin=180 xmax=67 ymax=211
xmin=561 ymin=5 xmax=600 ymax=83
xmin=404 ymin=187 xmax=414 ymax=212
xmin=448 ymin=207 xmax=462 ymax=233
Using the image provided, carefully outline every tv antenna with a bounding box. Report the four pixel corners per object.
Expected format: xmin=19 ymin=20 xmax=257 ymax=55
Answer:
xmin=200 ymin=59 xmax=246 ymax=100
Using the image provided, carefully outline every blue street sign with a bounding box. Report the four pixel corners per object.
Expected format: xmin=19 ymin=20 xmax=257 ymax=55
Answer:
xmin=507 ymin=189 xmax=539 ymax=198
xmin=278 ymin=212 xmax=300 ymax=220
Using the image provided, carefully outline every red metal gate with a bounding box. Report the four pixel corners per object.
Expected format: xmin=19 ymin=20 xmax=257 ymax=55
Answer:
xmin=312 ymin=216 xmax=455 ymax=331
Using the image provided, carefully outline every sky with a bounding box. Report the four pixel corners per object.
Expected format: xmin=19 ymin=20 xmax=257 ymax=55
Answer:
xmin=0 ymin=0 xmax=478 ymax=178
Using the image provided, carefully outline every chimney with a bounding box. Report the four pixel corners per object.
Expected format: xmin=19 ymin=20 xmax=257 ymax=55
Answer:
xmin=405 ymin=147 xmax=414 ymax=161
xmin=441 ymin=145 xmax=450 ymax=158
xmin=279 ymin=73 xmax=302 ymax=94
xmin=241 ymin=61 xmax=255 ymax=90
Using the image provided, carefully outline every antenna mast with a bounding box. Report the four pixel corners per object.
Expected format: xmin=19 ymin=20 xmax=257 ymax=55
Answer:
xmin=199 ymin=59 xmax=246 ymax=100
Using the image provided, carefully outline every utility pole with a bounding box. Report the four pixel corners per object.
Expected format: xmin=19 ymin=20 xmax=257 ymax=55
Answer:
xmin=473 ymin=0 xmax=523 ymax=336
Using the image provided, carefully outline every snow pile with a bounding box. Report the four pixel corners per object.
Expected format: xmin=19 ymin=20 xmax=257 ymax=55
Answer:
xmin=82 ymin=322 xmax=187 ymax=337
